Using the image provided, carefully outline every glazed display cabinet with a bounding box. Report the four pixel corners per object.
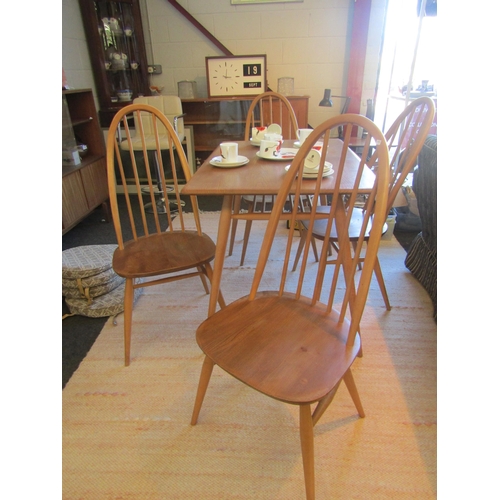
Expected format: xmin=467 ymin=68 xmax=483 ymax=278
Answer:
xmin=78 ymin=0 xmax=150 ymax=126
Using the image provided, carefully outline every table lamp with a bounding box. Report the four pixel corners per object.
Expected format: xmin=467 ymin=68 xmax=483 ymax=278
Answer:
xmin=319 ymin=89 xmax=351 ymax=138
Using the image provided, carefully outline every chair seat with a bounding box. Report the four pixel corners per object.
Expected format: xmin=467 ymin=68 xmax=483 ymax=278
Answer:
xmin=62 ymin=244 xmax=116 ymax=279
xmin=64 ymin=279 xmax=143 ymax=318
xmin=113 ymin=231 xmax=216 ymax=279
xmin=309 ymin=207 xmax=387 ymax=241
xmin=196 ymin=291 xmax=361 ymax=405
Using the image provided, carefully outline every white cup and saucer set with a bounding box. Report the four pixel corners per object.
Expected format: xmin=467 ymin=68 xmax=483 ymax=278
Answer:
xmin=256 ymin=127 xmax=298 ymax=161
xmin=210 ymin=142 xmax=249 ymax=168
xmin=285 ymin=149 xmax=334 ymax=178
xmin=293 ymin=128 xmax=324 ymax=150
xmin=250 ymin=123 xmax=282 ymax=146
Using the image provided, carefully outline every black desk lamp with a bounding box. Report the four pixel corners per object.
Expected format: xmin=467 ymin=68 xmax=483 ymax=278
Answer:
xmin=319 ymin=89 xmax=351 ymax=138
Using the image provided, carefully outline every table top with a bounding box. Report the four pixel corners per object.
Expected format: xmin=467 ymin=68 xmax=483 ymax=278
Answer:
xmin=183 ymin=140 xmax=375 ymax=196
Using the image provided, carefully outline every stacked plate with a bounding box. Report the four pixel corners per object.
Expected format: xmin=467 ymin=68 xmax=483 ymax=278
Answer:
xmin=285 ymin=161 xmax=334 ymax=178
xmin=209 ymin=155 xmax=249 ymax=168
xmin=256 ymin=148 xmax=298 ymax=161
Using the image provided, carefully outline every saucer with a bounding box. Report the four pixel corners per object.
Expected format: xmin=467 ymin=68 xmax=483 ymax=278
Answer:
xmin=285 ymin=161 xmax=334 ymax=178
xmin=250 ymin=138 xmax=262 ymax=146
xmin=210 ymin=155 xmax=249 ymax=168
xmin=293 ymin=141 xmax=323 ymax=149
xmin=256 ymin=148 xmax=297 ymax=161
xmin=267 ymin=124 xmax=282 ymax=134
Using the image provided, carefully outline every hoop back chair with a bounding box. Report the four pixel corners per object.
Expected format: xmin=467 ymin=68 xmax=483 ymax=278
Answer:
xmin=292 ymin=96 xmax=436 ymax=311
xmin=228 ymin=91 xmax=300 ymax=265
xmin=107 ymin=103 xmax=225 ymax=366
xmin=191 ymin=115 xmax=390 ymax=500
xmin=119 ymin=96 xmax=191 ymax=213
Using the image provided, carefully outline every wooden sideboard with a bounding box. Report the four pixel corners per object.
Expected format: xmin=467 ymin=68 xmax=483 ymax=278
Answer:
xmin=181 ymin=95 xmax=309 ymax=164
xmin=62 ymin=89 xmax=109 ymax=234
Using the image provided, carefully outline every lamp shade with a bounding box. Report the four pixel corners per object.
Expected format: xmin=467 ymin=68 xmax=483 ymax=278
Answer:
xmin=319 ymin=89 xmax=333 ymax=107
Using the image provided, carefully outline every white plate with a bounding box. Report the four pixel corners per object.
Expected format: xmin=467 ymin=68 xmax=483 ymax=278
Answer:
xmin=250 ymin=138 xmax=261 ymax=146
xmin=210 ymin=155 xmax=249 ymax=168
xmin=256 ymin=148 xmax=298 ymax=161
xmin=293 ymin=141 xmax=324 ymax=149
xmin=285 ymin=162 xmax=334 ymax=178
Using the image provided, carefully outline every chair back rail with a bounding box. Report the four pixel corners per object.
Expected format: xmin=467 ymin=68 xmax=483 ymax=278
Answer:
xmin=249 ymin=114 xmax=389 ymax=346
xmin=384 ymin=96 xmax=435 ymax=213
xmin=244 ymin=91 xmax=299 ymax=140
xmin=107 ymin=103 xmax=202 ymax=250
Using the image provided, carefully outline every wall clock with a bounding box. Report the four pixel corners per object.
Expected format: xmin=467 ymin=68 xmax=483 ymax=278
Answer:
xmin=206 ymin=55 xmax=267 ymax=98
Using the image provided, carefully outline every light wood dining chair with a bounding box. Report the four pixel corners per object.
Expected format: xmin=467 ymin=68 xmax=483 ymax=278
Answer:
xmin=292 ymin=96 xmax=435 ymax=310
xmin=119 ymin=95 xmax=192 ymax=213
xmin=191 ymin=114 xmax=390 ymax=500
xmin=107 ymin=103 xmax=225 ymax=366
xmin=228 ymin=91 xmax=300 ymax=265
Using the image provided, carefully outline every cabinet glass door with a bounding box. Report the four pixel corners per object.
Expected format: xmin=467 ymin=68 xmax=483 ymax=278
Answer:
xmin=94 ymin=1 xmax=148 ymax=103
xmin=79 ymin=0 xmax=150 ymax=125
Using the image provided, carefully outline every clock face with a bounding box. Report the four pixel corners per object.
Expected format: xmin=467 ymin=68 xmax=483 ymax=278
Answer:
xmin=206 ymin=55 xmax=267 ymax=98
xmin=211 ymin=60 xmax=242 ymax=94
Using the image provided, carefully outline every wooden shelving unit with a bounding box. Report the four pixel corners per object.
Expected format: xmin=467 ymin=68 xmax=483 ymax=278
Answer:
xmin=62 ymin=89 xmax=109 ymax=234
xmin=181 ymin=96 xmax=309 ymax=162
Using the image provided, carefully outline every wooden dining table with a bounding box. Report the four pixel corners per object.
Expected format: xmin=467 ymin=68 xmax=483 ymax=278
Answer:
xmin=182 ymin=139 xmax=376 ymax=316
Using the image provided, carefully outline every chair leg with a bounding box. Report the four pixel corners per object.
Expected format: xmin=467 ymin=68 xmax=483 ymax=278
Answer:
xmin=312 ymin=381 xmax=341 ymax=426
xmin=299 ymin=404 xmax=315 ymax=500
xmin=373 ymin=256 xmax=391 ymax=311
xmin=240 ymin=219 xmax=254 ymax=266
xmin=342 ymin=368 xmax=365 ymax=418
xmin=204 ymin=262 xmax=226 ymax=309
xmin=228 ymin=195 xmax=242 ymax=256
xmin=292 ymin=225 xmax=307 ymax=271
xmin=351 ymin=240 xmax=363 ymax=271
xmin=123 ymin=278 xmax=134 ymax=367
xmin=311 ymin=237 xmax=319 ymax=261
xmin=191 ymin=355 xmax=215 ymax=425
xmin=197 ymin=266 xmax=210 ymax=294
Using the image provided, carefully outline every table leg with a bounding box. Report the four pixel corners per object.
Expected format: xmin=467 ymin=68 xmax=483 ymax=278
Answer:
xmin=208 ymin=194 xmax=233 ymax=317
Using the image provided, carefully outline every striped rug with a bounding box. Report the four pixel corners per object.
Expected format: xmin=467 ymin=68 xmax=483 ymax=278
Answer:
xmin=62 ymin=212 xmax=436 ymax=499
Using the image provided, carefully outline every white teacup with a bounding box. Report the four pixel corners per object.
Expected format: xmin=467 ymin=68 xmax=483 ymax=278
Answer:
xmin=304 ymin=149 xmax=321 ymax=172
xmin=220 ymin=142 xmax=239 ymax=163
xmin=264 ymin=133 xmax=283 ymax=142
xmin=259 ymin=139 xmax=282 ymax=159
xmin=297 ymin=128 xmax=313 ymax=145
xmin=252 ymin=127 xmax=267 ymax=141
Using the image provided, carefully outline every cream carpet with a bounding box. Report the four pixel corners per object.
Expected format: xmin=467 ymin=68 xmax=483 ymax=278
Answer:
xmin=62 ymin=212 xmax=436 ymax=499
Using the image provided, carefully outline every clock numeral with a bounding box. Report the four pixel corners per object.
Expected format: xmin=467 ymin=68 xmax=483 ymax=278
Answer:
xmin=243 ymin=63 xmax=261 ymax=76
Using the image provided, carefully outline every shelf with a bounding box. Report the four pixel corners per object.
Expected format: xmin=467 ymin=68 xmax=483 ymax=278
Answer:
xmin=181 ymin=96 xmax=309 ymax=156
xmin=62 ymin=154 xmax=104 ymax=175
xmin=62 ymin=89 xmax=109 ymax=234
xmin=71 ymin=117 xmax=94 ymax=127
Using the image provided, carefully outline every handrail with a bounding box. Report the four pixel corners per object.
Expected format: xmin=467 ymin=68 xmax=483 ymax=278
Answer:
xmin=166 ymin=0 xmax=233 ymax=56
